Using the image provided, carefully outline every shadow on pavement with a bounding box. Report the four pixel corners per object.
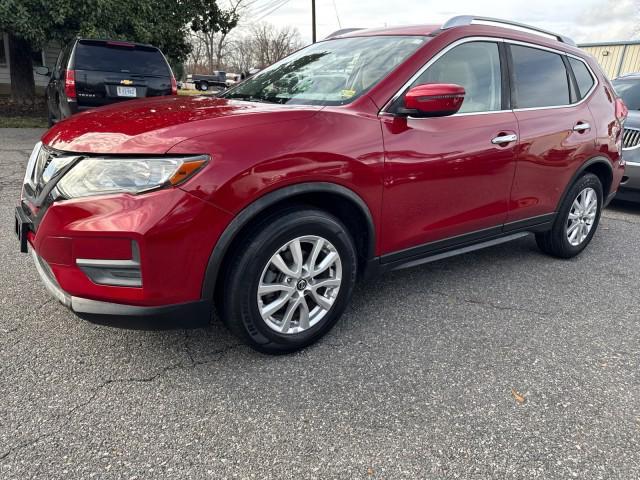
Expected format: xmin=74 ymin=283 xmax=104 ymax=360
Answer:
xmin=78 ymin=310 xmax=212 ymax=331
xmin=607 ymin=199 xmax=640 ymax=214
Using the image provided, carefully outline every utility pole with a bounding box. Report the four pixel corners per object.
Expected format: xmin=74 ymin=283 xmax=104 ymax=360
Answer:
xmin=312 ymin=0 xmax=317 ymax=43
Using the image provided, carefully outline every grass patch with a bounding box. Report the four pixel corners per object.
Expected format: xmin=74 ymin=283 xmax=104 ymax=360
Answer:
xmin=178 ymin=89 xmax=221 ymax=96
xmin=178 ymin=89 xmax=202 ymax=96
xmin=0 ymin=116 xmax=48 ymax=128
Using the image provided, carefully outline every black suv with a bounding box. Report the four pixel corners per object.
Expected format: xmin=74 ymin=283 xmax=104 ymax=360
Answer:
xmin=39 ymin=39 xmax=177 ymax=126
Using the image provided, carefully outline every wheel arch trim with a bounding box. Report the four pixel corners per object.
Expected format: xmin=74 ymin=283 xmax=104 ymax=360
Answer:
xmin=200 ymin=182 xmax=376 ymax=301
xmin=556 ymin=156 xmax=613 ymax=212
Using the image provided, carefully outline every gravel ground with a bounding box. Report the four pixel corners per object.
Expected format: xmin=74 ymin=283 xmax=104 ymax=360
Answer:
xmin=1 ymin=128 xmax=639 ymax=479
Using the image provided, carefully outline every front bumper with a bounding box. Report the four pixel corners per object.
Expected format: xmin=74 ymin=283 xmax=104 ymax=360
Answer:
xmin=17 ymin=184 xmax=232 ymax=313
xmin=30 ymin=246 xmax=209 ymax=316
xmin=616 ymin=160 xmax=640 ymax=201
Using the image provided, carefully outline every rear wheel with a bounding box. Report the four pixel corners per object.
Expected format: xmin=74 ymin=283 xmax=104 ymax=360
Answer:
xmin=536 ymin=173 xmax=603 ymax=258
xmin=199 ymin=81 xmax=209 ymax=91
xmin=222 ymin=208 xmax=357 ymax=354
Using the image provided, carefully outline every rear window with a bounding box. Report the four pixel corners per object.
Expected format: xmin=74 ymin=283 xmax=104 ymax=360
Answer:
xmin=511 ymin=45 xmax=571 ymax=108
xmin=569 ymin=57 xmax=595 ymax=99
xmin=73 ymin=42 xmax=170 ymax=76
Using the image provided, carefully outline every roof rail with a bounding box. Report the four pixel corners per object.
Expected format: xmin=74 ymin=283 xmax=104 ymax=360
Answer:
xmin=441 ymin=15 xmax=576 ymax=46
xmin=325 ymin=28 xmax=364 ymax=39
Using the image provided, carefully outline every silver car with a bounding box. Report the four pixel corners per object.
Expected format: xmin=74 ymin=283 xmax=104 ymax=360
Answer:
xmin=613 ymin=74 xmax=640 ymax=201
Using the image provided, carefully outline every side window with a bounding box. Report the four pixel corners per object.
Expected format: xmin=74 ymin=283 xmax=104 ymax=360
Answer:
xmin=568 ymin=57 xmax=595 ymax=99
xmin=53 ymin=48 xmax=65 ymax=78
xmin=411 ymin=41 xmax=502 ymax=114
xmin=60 ymin=43 xmax=73 ymax=74
xmin=510 ymin=45 xmax=571 ymax=108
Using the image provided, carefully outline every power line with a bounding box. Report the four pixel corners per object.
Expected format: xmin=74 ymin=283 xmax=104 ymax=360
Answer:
xmin=332 ymin=0 xmax=341 ymax=28
xmin=257 ymin=0 xmax=291 ymax=21
xmin=252 ymin=0 xmax=291 ymax=21
xmin=250 ymin=0 xmax=286 ymax=18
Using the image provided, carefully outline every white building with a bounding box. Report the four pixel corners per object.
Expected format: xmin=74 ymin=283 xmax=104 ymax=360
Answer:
xmin=0 ymin=33 xmax=61 ymax=95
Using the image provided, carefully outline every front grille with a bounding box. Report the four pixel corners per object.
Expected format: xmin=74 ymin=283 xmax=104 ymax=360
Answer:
xmin=23 ymin=144 xmax=78 ymax=204
xmin=622 ymin=127 xmax=640 ymax=150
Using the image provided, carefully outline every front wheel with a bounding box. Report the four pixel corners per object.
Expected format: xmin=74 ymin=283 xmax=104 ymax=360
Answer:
xmin=222 ymin=208 xmax=358 ymax=354
xmin=536 ymin=172 xmax=603 ymax=258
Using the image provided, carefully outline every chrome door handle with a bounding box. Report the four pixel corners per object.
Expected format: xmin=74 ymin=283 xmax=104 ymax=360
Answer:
xmin=491 ymin=134 xmax=518 ymax=144
xmin=573 ymin=122 xmax=591 ymax=132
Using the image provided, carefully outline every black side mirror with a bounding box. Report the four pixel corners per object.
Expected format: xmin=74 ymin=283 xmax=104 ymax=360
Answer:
xmin=35 ymin=66 xmax=50 ymax=76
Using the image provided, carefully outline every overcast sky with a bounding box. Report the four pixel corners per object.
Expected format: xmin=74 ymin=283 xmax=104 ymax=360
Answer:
xmin=241 ymin=0 xmax=640 ymax=44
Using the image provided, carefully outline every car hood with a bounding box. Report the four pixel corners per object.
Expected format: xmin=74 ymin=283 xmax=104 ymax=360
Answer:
xmin=625 ymin=109 xmax=640 ymax=128
xmin=42 ymin=96 xmax=322 ymax=154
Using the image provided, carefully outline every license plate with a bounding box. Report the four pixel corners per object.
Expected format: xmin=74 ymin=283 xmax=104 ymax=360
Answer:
xmin=15 ymin=206 xmax=32 ymax=253
xmin=116 ymin=86 xmax=137 ymax=97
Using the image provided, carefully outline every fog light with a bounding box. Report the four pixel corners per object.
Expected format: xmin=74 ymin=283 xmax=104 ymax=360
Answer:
xmin=76 ymin=241 xmax=142 ymax=287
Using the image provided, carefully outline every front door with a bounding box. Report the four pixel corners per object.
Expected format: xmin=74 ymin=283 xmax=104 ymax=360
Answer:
xmin=380 ymin=40 xmax=518 ymax=259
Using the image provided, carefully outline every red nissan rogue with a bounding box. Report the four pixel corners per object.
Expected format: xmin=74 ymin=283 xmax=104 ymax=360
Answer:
xmin=16 ymin=17 xmax=626 ymax=353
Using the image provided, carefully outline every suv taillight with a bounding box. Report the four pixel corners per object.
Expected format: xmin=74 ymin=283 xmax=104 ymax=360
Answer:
xmin=65 ymin=70 xmax=76 ymax=100
xmin=171 ymin=76 xmax=177 ymax=95
xmin=616 ymin=97 xmax=628 ymax=123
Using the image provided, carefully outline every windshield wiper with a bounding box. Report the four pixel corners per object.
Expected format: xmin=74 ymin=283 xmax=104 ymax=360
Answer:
xmin=225 ymin=93 xmax=278 ymax=104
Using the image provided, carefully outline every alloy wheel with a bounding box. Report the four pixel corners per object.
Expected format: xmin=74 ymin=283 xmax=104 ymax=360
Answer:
xmin=257 ymin=235 xmax=342 ymax=335
xmin=566 ymin=187 xmax=598 ymax=246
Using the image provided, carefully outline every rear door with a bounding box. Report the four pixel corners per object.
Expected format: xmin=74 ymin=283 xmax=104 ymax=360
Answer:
xmin=71 ymin=40 xmax=173 ymax=108
xmin=380 ymin=40 xmax=519 ymax=258
xmin=506 ymin=43 xmax=597 ymax=224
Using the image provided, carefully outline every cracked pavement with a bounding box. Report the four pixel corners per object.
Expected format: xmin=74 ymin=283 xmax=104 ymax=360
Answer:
xmin=1 ymin=128 xmax=640 ymax=479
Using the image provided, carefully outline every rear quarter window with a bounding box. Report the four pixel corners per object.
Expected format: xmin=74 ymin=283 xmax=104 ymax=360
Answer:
xmin=568 ymin=57 xmax=595 ymax=99
xmin=73 ymin=43 xmax=170 ymax=76
xmin=510 ymin=44 xmax=571 ymax=108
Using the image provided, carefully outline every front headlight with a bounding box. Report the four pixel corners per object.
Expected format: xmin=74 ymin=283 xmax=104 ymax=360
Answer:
xmin=23 ymin=141 xmax=42 ymax=186
xmin=56 ymin=155 xmax=208 ymax=199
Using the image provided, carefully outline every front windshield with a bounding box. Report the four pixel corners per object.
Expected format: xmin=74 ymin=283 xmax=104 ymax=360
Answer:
xmin=222 ymin=35 xmax=428 ymax=106
xmin=612 ymin=79 xmax=640 ymax=111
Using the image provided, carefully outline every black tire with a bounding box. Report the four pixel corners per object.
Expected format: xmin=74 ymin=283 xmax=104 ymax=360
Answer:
xmin=199 ymin=81 xmax=209 ymax=91
xmin=222 ymin=207 xmax=358 ymax=354
xmin=535 ymin=172 xmax=603 ymax=258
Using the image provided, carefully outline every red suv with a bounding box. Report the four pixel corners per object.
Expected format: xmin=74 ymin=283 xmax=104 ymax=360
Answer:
xmin=16 ymin=17 xmax=626 ymax=353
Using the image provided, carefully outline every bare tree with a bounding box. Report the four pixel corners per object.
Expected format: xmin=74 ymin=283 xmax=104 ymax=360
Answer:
xmin=199 ymin=29 xmax=218 ymax=71
xmin=250 ymin=23 xmax=303 ymax=68
xmin=226 ymin=35 xmax=256 ymax=74
xmin=186 ymin=32 xmax=208 ymax=75
xmin=189 ymin=20 xmax=303 ymax=75
xmin=187 ymin=0 xmax=249 ymax=73
xmin=213 ymin=0 xmax=248 ymax=69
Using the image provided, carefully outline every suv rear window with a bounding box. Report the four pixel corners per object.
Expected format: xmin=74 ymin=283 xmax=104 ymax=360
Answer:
xmin=511 ymin=45 xmax=571 ymax=108
xmin=73 ymin=42 xmax=170 ymax=76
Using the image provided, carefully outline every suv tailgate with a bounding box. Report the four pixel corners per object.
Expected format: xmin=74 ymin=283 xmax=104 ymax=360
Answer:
xmin=71 ymin=40 xmax=173 ymax=108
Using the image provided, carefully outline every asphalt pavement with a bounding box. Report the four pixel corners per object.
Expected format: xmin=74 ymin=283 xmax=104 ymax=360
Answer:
xmin=1 ymin=128 xmax=639 ymax=479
